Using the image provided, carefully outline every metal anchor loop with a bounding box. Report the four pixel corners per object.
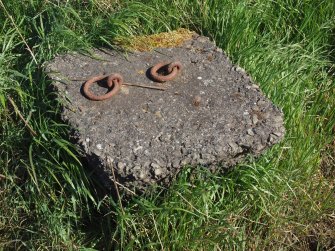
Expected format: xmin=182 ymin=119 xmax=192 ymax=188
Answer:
xmin=83 ymin=74 xmax=123 ymax=101
xmin=149 ymin=61 xmax=182 ymax=82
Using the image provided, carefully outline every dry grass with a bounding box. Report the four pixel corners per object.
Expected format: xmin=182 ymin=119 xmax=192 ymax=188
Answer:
xmin=94 ymin=0 xmax=121 ymax=12
xmin=321 ymin=139 xmax=335 ymax=183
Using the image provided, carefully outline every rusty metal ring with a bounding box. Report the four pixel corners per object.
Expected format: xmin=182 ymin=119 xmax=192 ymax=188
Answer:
xmin=83 ymin=74 xmax=123 ymax=101
xmin=150 ymin=61 xmax=182 ymax=82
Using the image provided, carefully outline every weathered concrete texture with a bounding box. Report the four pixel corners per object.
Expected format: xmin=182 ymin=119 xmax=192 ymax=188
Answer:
xmin=45 ymin=34 xmax=285 ymax=194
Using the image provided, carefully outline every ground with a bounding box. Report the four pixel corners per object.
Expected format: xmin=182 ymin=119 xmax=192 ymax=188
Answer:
xmin=0 ymin=0 xmax=334 ymax=250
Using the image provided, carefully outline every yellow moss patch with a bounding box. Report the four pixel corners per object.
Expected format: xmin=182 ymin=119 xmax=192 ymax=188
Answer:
xmin=116 ymin=28 xmax=195 ymax=52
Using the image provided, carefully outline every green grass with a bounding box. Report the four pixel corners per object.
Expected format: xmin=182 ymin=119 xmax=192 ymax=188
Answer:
xmin=0 ymin=0 xmax=334 ymax=250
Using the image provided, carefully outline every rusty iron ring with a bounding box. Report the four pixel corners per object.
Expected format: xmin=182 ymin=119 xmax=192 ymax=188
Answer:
xmin=150 ymin=61 xmax=182 ymax=82
xmin=83 ymin=74 xmax=123 ymax=101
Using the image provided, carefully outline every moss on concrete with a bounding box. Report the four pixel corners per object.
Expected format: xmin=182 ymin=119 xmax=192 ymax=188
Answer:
xmin=116 ymin=28 xmax=195 ymax=52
